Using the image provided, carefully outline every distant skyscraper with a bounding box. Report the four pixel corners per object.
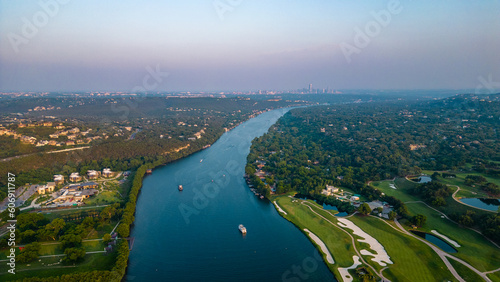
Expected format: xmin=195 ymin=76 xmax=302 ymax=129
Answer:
xmin=309 ymin=84 xmax=313 ymax=93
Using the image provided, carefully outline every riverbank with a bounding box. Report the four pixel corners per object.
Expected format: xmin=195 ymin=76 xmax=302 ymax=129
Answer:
xmin=126 ymin=107 xmax=335 ymax=281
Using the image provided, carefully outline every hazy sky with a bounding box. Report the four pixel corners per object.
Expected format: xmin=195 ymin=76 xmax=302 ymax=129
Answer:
xmin=1 ymin=1 xmax=499 ymax=92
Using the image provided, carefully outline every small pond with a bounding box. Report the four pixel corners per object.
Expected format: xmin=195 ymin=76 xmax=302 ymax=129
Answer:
xmin=411 ymin=231 xmax=457 ymax=253
xmin=335 ymin=212 xmax=348 ymax=217
xmin=322 ymin=204 xmax=339 ymax=211
xmin=410 ymin=176 xmax=432 ymax=183
xmin=460 ymin=198 xmax=500 ymax=212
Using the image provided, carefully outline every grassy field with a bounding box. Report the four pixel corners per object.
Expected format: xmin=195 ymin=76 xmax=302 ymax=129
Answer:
xmin=348 ymin=215 xmax=456 ymax=282
xmin=275 ymin=196 xmax=357 ymax=278
xmin=488 ymin=271 xmax=500 ymax=282
xmin=448 ymin=257 xmax=485 ymax=282
xmin=85 ymin=191 xmax=121 ymax=205
xmin=274 ymin=195 xmax=459 ymax=281
xmin=422 ymin=170 xmax=500 ymax=198
xmin=0 ymin=251 xmax=117 ymax=281
xmin=405 ymin=202 xmax=500 ymax=272
xmin=0 ymin=240 xmax=106 ymax=259
xmin=371 ymin=180 xmax=418 ymax=202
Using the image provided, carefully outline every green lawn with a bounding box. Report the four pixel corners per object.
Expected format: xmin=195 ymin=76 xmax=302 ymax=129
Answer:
xmin=422 ymin=170 xmax=500 ymax=198
xmin=488 ymin=271 xmax=500 ymax=282
xmin=370 ymin=180 xmax=419 ymax=203
xmin=0 ymin=251 xmax=117 ymax=281
xmin=405 ymin=202 xmax=500 ymax=272
xmin=0 ymin=240 xmax=106 ymax=259
xmin=349 ymin=215 xmax=456 ymax=282
xmin=85 ymin=191 xmax=121 ymax=205
xmin=448 ymin=257 xmax=485 ymax=282
xmin=275 ymin=196 xmax=357 ymax=278
xmin=275 ymin=195 xmax=459 ymax=281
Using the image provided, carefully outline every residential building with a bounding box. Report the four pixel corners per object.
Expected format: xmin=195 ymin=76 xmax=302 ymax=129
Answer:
xmin=54 ymin=175 xmax=64 ymax=185
xmin=69 ymin=172 xmax=82 ymax=182
xmin=87 ymin=170 xmax=99 ymax=180
xmin=102 ymin=168 xmax=112 ymax=178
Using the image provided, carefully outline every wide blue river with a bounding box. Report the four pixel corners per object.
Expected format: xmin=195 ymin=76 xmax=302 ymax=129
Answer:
xmin=126 ymin=108 xmax=334 ymax=281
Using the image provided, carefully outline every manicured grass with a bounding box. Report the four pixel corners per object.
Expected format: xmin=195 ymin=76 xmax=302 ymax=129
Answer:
xmin=349 ymin=215 xmax=456 ymax=282
xmin=85 ymin=191 xmax=121 ymax=205
xmin=448 ymin=257 xmax=485 ymax=282
xmin=41 ymin=207 xmax=106 ymax=222
xmin=370 ymin=180 xmax=419 ymax=203
xmin=0 ymin=240 xmax=106 ymax=259
xmin=0 ymin=251 xmax=117 ymax=281
xmin=275 ymin=195 xmax=459 ymax=281
xmin=423 ymin=170 xmax=500 ymax=198
xmin=488 ymin=271 xmax=500 ymax=282
xmin=405 ymin=202 xmax=500 ymax=272
xmin=275 ymin=196 xmax=357 ymax=277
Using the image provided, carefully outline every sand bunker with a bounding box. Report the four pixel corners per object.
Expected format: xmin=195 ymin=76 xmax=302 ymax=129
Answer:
xmin=337 ymin=218 xmax=393 ymax=266
xmin=389 ymin=184 xmax=397 ymax=189
xmin=338 ymin=256 xmax=362 ymax=282
xmin=303 ymin=229 xmax=334 ymax=264
xmin=431 ymin=230 xmax=461 ymax=248
xmin=273 ymin=201 xmax=287 ymax=215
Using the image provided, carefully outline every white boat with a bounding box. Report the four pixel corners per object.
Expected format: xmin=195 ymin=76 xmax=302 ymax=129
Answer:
xmin=178 ymin=185 xmax=183 ymax=191
xmin=200 ymin=159 xmax=203 ymax=163
xmin=238 ymin=224 xmax=247 ymax=234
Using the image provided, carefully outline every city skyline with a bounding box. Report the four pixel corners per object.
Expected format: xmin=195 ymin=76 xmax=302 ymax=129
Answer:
xmin=1 ymin=1 xmax=499 ymax=92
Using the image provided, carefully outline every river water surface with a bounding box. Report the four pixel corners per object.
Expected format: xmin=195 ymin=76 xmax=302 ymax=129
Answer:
xmin=127 ymin=108 xmax=335 ymax=281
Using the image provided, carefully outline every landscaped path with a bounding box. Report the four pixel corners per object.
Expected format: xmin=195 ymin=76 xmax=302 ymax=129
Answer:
xmin=393 ymin=219 xmax=490 ymax=282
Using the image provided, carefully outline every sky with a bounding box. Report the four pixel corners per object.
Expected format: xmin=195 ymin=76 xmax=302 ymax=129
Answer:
xmin=0 ymin=0 xmax=499 ymax=92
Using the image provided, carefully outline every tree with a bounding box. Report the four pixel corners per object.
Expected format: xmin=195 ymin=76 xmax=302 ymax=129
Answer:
xmin=116 ymin=223 xmax=129 ymax=238
xmin=358 ymin=203 xmax=372 ymax=215
xmin=376 ymin=207 xmax=383 ymax=214
xmin=431 ymin=172 xmax=441 ymax=180
xmin=60 ymin=233 xmax=82 ymax=249
xmin=397 ymin=205 xmax=409 ymax=217
xmin=103 ymin=233 xmax=112 ymax=244
xmin=64 ymin=247 xmax=86 ymax=262
xmin=44 ymin=218 xmax=66 ymax=241
xmin=388 ymin=211 xmax=397 ymax=220
xmin=411 ymin=214 xmax=427 ymax=227
xmin=17 ymin=242 xmax=41 ymax=263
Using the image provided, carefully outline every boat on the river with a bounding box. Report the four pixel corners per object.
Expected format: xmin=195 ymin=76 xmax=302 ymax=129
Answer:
xmin=238 ymin=224 xmax=247 ymax=234
xmin=178 ymin=185 xmax=183 ymax=191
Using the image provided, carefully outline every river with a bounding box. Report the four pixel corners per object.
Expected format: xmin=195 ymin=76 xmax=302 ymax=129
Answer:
xmin=126 ymin=108 xmax=335 ymax=281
